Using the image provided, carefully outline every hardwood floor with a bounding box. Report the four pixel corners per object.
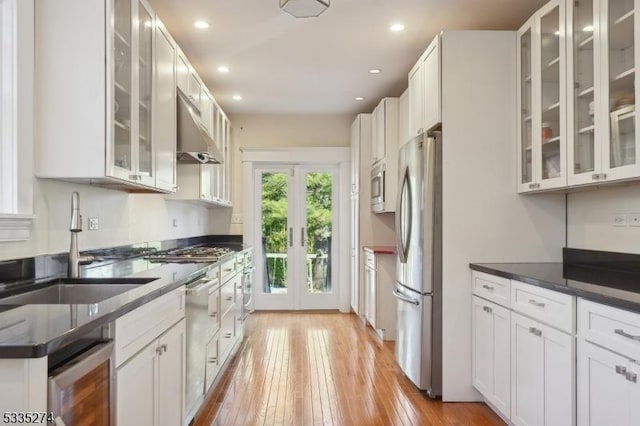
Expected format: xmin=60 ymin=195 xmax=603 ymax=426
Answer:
xmin=194 ymin=312 xmax=504 ymax=426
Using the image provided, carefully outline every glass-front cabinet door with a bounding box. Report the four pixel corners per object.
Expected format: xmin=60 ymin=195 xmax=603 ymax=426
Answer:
xmin=111 ymin=0 xmax=134 ymax=180
xmin=518 ymin=24 xmax=535 ymax=192
xmin=538 ymin=1 xmax=566 ymax=189
xmin=601 ymin=0 xmax=640 ymax=180
xmin=109 ymin=0 xmax=155 ymax=186
xmin=136 ymin=0 xmax=154 ymax=186
xmin=517 ymin=0 xmax=567 ymax=193
xmin=568 ymin=0 xmax=598 ymax=185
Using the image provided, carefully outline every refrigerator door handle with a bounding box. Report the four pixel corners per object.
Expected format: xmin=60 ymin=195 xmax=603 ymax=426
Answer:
xmin=395 ymin=165 xmax=411 ymax=264
xmin=392 ymin=288 xmax=420 ymax=306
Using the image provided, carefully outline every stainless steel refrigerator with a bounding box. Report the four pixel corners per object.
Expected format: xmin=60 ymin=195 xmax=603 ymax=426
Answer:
xmin=393 ymin=131 xmax=442 ymax=398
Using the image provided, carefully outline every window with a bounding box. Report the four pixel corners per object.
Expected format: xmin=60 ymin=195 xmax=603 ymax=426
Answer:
xmin=0 ymin=0 xmax=33 ymax=242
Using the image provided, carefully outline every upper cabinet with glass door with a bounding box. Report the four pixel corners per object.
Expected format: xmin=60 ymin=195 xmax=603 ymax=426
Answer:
xmin=569 ymin=0 xmax=640 ymax=185
xmin=35 ymin=0 xmax=175 ymax=193
xmin=517 ymin=0 xmax=567 ymax=193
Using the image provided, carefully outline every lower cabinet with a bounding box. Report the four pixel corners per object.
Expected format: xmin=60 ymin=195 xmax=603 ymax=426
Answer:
xmin=511 ymin=312 xmax=574 ymax=426
xmin=577 ymin=340 xmax=636 ymax=426
xmin=471 ymin=296 xmax=510 ymax=418
xmin=363 ymin=249 xmax=396 ymax=340
xmin=117 ymin=318 xmax=185 ymax=426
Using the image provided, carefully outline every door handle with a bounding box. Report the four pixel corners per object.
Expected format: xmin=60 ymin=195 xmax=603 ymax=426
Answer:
xmin=392 ymin=288 xmax=419 ymax=305
xmin=301 ymin=227 xmax=305 ymax=246
xmin=289 ymin=227 xmax=293 ymax=247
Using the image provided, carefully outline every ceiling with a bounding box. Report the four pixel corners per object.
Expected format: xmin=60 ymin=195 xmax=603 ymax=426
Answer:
xmin=148 ymin=0 xmax=548 ymax=116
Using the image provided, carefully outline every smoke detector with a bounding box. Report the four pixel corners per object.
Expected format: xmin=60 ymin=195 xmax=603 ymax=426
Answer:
xmin=280 ymin=0 xmax=329 ymax=18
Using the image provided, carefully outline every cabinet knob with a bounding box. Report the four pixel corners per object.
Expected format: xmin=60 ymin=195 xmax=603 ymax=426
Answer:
xmin=161 ymin=344 xmax=168 ymax=353
xmin=528 ymin=327 xmax=542 ymax=337
xmin=616 ymin=365 xmax=627 ymax=375
xmin=625 ymin=371 xmax=637 ymax=383
xmin=482 ymin=306 xmax=492 ymax=313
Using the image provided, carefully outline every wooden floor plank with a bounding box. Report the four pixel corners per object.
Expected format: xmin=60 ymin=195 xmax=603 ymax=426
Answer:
xmin=194 ymin=312 xmax=504 ymax=426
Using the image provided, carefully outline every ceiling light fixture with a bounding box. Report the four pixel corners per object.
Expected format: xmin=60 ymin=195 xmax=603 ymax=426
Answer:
xmin=232 ymin=95 xmax=243 ymax=101
xmin=193 ymin=20 xmax=210 ymax=29
xmin=583 ymin=24 xmax=594 ymax=32
xmin=369 ymin=69 xmax=381 ymax=74
xmin=217 ymin=66 xmax=230 ymax=73
xmin=355 ymin=97 xmax=365 ymax=101
xmin=280 ymin=0 xmax=329 ymax=18
xmin=390 ymin=23 xmax=405 ymax=32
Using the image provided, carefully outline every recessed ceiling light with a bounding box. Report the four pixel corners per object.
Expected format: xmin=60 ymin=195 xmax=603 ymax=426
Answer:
xmin=390 ymin=23 xmax=405 ymax=32
xmin=193 ymin=20 xmax=210 ymax=29
xmin=217 ymin=66 xmax=230 ymax=73
xmin=369 ymin=69 xmax=381 ymax=74
xmin=583 ymin=25 xmax=594 ymax=32
xmin=355 ymin=97 xmax=365 ymax=101
xmin=232 ymin=95 xmax=242 ymax=101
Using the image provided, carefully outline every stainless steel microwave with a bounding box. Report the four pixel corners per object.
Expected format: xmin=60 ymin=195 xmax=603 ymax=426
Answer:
xmin=371 ymin=162 xmax=385 ymax=212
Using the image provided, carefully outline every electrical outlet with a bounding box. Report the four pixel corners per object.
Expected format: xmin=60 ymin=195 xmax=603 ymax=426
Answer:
xmin=629 ymin=213 xmax=640 ymax=227
xmin=614 ymin=214 xmax=627 ymax=227
xmin=231 ymin=214 xmax=243 ymax=224
xmin=172 ymin=218 xmax=178 ymax=228
xmin=88 ymin=217 xmax=100 ymax=231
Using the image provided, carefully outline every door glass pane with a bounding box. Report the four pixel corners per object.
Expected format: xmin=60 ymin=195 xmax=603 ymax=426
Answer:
xmin=540 ymin=6 xmax=561 ymax=180
xmin=261 ymin=172 xmax=288 ymax=294
xmin=608 ymin=0 xmax=635 ymax=168
xmin=305 ymin=172 xmax=332 ymax=294
xmin=572 ymin=0 xmax=595 ymax=175
xmin=113 ymin=0 xmax=132 ymax=171
xmin=138 ymin=4 xmax=153 ymax=177
xmin=520 ymin=29 xmax=533 ymax=184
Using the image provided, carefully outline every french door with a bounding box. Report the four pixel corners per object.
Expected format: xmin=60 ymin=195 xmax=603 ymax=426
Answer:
xmin=253 ymin=164 xmax=339 ymax=310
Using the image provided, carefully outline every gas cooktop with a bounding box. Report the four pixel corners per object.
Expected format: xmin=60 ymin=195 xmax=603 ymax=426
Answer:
xmin=146 ymin=246 xmax=236 ymax=263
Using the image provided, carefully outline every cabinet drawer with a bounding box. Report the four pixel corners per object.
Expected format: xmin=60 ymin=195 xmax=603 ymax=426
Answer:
xmin=205 ymin=335 xmax=220 ymax=392
xmin=220 ymin=279 xmax=236 ymax=317
xmin=219 ymin=310 xmax=235 ymax=361
xmin=365 ymin=251 xmax=376 ymax=269
xmin=221 ymin=257 xmax=238 ymax=283
xmin=115 ymin=287 xmax=185 ymax=366
xmin=579 ymin=298 xmax=640 ymax=360
xmin=471 ymin=271 xmax=510 ymax=307
xmin=206 ymin=265 xmax=220 ymax=281
xmin=511 ymin=280 xmax=575 ymax=333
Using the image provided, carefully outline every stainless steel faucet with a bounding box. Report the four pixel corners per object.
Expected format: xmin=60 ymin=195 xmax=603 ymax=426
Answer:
xmin=68 ymin=192 xmax=98 ymax=278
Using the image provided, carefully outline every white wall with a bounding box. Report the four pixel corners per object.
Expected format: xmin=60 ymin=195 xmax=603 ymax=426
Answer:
xmin=216 ymin=114 xmax=353 ymax=235
xmin=0 ymin=178 xmax=212 ymax=261
xmin=440 ymin=31 xmax=566 ymax=401
xmin=567 ymin=184 xmax=640 ymax=253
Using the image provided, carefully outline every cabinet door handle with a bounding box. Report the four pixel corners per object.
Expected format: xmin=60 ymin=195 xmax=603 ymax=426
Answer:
xmin=224 ymin=333 xmax=233 ymax=338
xmin=483 ymin=306 xmax=492 ymax=313
xmin=225 ymin=296 xmax=233 ymax=301
xmin=161 ymin=344 xmax=168 ymax=353
xmin=208 ymin=357 xmax=218 ymax=364
xmin=528 ymin=299 xmax=546 ymax=308
xmin=209 ymin=312 xmax=218 ymax=318
xmin=482 ymin=284 xmax=495 ymax=291
xmin=156 ymin=347 xmax=163 ymax=355
xmin=614 ymin=329 xmax=640 ymax=341
xmin=528 ymin=327 xmax=542 ymax=337
xmin=616 ymin=365 xmax=627 ymax=375
xmin=626 ymin=371 xmax=637 ymax=383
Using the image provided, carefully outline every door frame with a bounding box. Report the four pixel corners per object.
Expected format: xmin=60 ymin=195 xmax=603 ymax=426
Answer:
xmin=241 ymin=147 xmax=351 ymax=312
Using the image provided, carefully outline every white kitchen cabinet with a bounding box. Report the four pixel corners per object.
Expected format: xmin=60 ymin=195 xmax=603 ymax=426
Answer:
xmin=153 ymin=20 xmax=177 ymax=193
xmin=349 ymin=193 xmax=359 ymax=314
xmin=35 ymin=0 xmax=176 ymax=193
xmin=471 ymin=296 xmax=510 ymax=419
xmin=567 ymin=0 xmax=640 ymax=186
xmin=511 ymin=311 xmax=574 ymax=426
xmin=176 ymin=51 xmax=190 ymax=95
xmin=399 ymin=88 xmax=410 ymax=146
xmin=200 ymin=89 xmax=214 ymax=138
xmin=408 ymin=35 xmax=441 ymax=136
xmin=117 ymin=318 xmax=185 ymax=426
xmin=363 ymin=249 xmax=396 ymax=340
xmin=577 ymin=339 xmax=636 ymax=426
xmin=371 ymin=98 xmax=399 ymax=213
xmin=517 ymin=0 xmax=567 ymax=193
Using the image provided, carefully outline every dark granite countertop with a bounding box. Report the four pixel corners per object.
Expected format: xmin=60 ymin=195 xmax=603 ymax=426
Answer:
xmin=470 ymin=261 xmax=640 ymax=314
xmin=0 ymin=259 xmax=216 ymax=358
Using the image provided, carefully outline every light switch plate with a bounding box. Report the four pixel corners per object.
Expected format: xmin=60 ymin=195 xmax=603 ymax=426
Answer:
xmin=88 ymin=217 xmax=99 ymax=231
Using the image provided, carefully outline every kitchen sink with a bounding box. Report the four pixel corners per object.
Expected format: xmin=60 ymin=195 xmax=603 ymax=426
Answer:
xmin=0 ymin=277 xmax=156 ymax=304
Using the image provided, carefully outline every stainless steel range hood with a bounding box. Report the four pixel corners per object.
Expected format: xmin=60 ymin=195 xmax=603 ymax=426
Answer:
xmin=177 ymin=90 xmax=223 ymax=164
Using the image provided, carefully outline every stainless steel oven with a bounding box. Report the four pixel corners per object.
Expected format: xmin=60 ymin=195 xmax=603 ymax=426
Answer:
xmin=48 ymin=341 xmax=114 ymax=426
xmin=371 ymin=162 xmax=385 ymax=212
